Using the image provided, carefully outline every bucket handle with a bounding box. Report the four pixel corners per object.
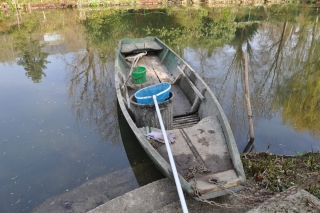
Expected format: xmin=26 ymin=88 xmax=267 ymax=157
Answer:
xmin=132 ymin=75 xmax=144 ymax=81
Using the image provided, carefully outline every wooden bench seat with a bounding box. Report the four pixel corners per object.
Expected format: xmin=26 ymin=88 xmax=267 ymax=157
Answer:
xmin=121 ymin=41 xmax=163 ymax=54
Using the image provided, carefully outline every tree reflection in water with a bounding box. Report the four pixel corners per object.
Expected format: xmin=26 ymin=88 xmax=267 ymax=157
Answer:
xmin=274 ymin=14 xmax=320 ymax=139
xmin=196 ymin=9 xmax=320 ymax=152
xmin=16 ymin=38 xmax=50 ymax=83
xmin=130 ymin=6 xmax=320 ymax=153
xmin=63 ymin=42 xmax=120 ymax=147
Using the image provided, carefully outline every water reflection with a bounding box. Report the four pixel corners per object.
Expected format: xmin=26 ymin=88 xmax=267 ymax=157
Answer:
xmin=182 ymin=8 xmax=320 ymax=154
xmin=63 ymin=43 xmax=120 ymax=146
xmin=0 ymin=5 xmax=320 ymax=213
xmin=16 ymin=38 xmax=49 ymax=83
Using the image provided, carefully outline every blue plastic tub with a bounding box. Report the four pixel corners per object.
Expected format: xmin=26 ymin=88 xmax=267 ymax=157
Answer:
xmin=135 ymin=82 xmax=171 ymax=104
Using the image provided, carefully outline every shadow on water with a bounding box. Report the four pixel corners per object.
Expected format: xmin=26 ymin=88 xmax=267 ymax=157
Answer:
xmin=117 ymin=101 xmax=165 ymax=186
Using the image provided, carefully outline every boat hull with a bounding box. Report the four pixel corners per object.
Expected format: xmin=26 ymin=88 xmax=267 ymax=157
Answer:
xmin=115 ymin=36 xmax=245 ymax=199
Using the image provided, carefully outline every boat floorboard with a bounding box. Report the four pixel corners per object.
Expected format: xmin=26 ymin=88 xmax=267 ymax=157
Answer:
xmin=183 ymin=116 xmax=233 ymax=174
xmin=139 ymin=116 xmax=236 ymax=192
xmin=139 ymin=127 xmax=204 ymax=180
xmin=188 ymin=169 xmax=241 ymax=195
xmin=143 ymin=57 xmax=174 ymax=84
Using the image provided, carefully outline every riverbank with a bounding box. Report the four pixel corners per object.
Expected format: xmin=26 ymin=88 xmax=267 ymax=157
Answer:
xmin=31 ymin=152 xmax=320 ymax=212
xmin=86 ymin=152 xmax=320 ymax=212
xmin=242 ymin=152 xmax=320 ymax=200
xmin=88 ymin=178 xmax=320 ymax=213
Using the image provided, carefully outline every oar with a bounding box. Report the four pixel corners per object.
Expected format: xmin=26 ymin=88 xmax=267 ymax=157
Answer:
xmin=152 ymin=95 xmax=189 ymax=213
xmin=121 ymin=51 xmax=147 ymax=90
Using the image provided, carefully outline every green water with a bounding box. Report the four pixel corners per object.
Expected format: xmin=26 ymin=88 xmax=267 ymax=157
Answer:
xmin=0 ymin=5 xmax=320 ymax=213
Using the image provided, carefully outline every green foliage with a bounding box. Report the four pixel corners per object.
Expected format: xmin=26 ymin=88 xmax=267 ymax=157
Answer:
xmin=308 ymin=184 xmax=320 ymax=199
xmin=89 ymin=2 xmax=99 ymax=8
xmin=9 ymin=3 xmax=16 ymax=12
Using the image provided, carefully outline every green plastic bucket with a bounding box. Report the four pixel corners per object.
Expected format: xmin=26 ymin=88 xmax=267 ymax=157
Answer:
xmin=132 ymin=66 xmax=147 ymax=84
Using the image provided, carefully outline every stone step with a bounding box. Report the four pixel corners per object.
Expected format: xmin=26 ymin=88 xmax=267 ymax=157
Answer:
xmin=31 ymin=167 xmax=139 ymax=213
xmin=88 ymin=178 xmax=179 ymax=213
xmin=87 ymin=177 xmax=249 ymax=213
xmin=88 ymin=176 xmax=320 ymax=213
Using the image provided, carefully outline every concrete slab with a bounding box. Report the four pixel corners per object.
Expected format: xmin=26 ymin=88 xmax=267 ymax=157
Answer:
xmin=247 ymin=189 xmax=320 ymax=213
xmin=31 ymin=167 xmax=139 ymax=213
xmin=88 ymin=178 xmax=250 ymax=213
xmin=87 ymin=178 xmax=179 ymax=213
xmin=88 ymin=178 xmax=320 ymax=213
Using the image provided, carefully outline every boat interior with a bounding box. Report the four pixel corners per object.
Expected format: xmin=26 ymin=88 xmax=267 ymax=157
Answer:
xmin=118 ymin=40 xmax=204 ymax=127
xmin=117 ymin=39 xmax=244 ymax=197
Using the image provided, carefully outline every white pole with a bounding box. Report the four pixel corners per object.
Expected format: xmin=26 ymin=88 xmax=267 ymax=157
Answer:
xmin=152 ymin=95 xmax=189 ymax=213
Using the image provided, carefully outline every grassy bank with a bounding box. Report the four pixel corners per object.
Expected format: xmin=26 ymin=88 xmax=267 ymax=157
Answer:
xmin=241 ymin=152 xmax=320 ymax=200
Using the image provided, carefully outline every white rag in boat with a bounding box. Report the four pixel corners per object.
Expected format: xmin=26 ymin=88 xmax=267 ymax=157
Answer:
xmin=146 ymin=131 xmax=175 ymax=143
